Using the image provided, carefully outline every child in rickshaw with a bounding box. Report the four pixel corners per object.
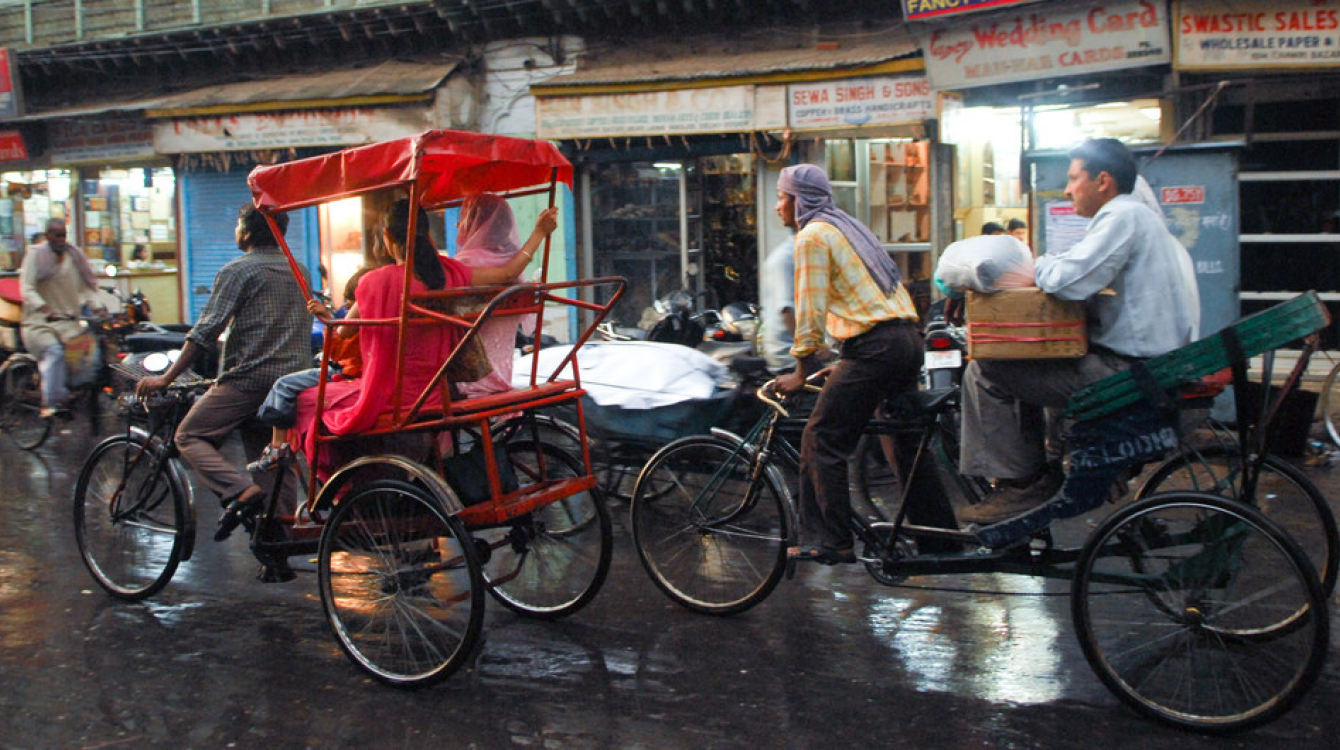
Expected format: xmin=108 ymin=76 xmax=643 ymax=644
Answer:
xmin=218 ymin=198 xmax=557 ymax=536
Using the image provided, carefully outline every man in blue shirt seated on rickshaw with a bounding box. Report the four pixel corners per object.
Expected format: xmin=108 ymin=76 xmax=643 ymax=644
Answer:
xmin=957 ymin=138 xmax=1200 ymax=529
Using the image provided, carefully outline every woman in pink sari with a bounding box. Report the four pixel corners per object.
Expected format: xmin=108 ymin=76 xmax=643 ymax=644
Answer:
xmin=453 ymin=193 xmax=536 ymax=398
xmin=217 ymin=198 xmax=557 ymax=535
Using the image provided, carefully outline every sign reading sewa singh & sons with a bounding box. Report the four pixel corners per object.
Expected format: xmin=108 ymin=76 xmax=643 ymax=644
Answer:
xmin=919 ymin=0 xmax=1171 ymax=89
xmin=1176 ymin=0 xmax=1340 ymax=70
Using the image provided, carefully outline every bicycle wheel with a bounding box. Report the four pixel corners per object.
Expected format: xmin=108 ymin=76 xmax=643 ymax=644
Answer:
xmin=631 ymin=436 xmax=789 ymax=616
xmin=1320 ymin=360 xmax=1340 ymax=448
xmin=1072 ymin=493 xmax=1328 ymax=732
xmin=476 ymin=441 xmax=613 ymax=619
xmin=1136 ymin=446 xmax=1338 ymax=597
xmin=2 ymin=358 xmax=51 ymax=450
xmin=74 ymin=432 xmax=189 ymax=599
xmin=318 ymin=479 xmax=484 ymax=687
xmin=850 ymin=433 xmax=900 ymax=521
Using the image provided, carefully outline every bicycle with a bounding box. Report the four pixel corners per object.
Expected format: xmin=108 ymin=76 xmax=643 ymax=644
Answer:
xmin=630 ymin=292 xmax=1335 ymax=732
xmin=1 ymin=287 xmax=162 ymax=449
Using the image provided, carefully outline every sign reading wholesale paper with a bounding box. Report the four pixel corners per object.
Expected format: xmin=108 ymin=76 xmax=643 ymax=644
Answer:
xmin=1177 ymin=0 xmax=1340 ymax=69
xmin=536 ymin=86 xmax=759 ymax=140
xmin=921 ymin=0 xmax=1170 ymax=89
xmin=789 ymin=76 xmax=935 ymax=130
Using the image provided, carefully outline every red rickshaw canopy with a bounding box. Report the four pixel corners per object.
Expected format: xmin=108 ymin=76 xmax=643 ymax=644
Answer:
xmin=248 ymin=129 xmax=573 ymax=212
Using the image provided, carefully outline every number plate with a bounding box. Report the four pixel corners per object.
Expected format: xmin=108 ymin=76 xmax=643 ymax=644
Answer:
xmin=925 ymin=350 xmax=963 ymax=370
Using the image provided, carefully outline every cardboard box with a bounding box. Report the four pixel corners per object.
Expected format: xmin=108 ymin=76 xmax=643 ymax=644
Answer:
xmin=965 ymin=287 xmax=1087 ymax=359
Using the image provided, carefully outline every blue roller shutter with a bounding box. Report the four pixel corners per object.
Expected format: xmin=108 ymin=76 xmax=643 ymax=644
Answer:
xmin=180 ymin=171 xmax=318 ymax=323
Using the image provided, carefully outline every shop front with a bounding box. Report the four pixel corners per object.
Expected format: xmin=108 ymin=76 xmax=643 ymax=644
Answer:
xmin=0 ymin=115 xmax=184 ymax=323
xmin=533 ymin=33 xmax=929 ymax=326
xmin=144 ymin=58 xmax=467 ymax=321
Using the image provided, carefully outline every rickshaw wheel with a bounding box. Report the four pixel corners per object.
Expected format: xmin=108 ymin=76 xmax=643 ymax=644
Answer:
xmin=2 ymin=358 xmax=51 ymax=450
xmin=1072 ymin=493 xmax=1327 ymax=732
xmin=1135 ymin=446 xmax=1338 ymax=598
xmin=74 ymin=430 xmax=189 ymax=600
xmin=475 ymin=441 xmax=612 ymax=619
xmin=318 ymin=478 xmax=484 ymax=687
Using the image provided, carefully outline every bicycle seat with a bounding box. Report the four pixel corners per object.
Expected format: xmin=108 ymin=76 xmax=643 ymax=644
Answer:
xmin=883 ymin=386 xmax=958 ymax=420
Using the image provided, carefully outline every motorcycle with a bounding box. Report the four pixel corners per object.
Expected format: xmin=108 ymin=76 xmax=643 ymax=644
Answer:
xmin=597 ymin=289 xmax=706 ymax=347
xmin=922 ymin=296 xmax=968 ymax=389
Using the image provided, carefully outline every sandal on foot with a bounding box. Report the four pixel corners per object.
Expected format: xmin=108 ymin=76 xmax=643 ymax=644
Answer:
xmin=787 ymin=545 xmax=856 ymax=565
xmin=215 ymin=485 xmax=264 ymax=542
xmin=247 ymin=443 xmax=292 ymax=474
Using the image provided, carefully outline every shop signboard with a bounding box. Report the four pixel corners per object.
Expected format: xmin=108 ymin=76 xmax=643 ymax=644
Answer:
xmin=153 ymin=106 xmax=433 ymax=153
xmin=1175 ymin=0 xmax=1340 ymax=70
xmin=535 ymin=85 xmax=785 ymax=140
xmin=920 ymin=0 xmax=1171 ymax=89
xmin=0 ymin=49 xmax=22 ymax=119
xmin=788 ymin=76 xmax=936 ymax=130
xmin=0 ymin=129 xmax=26 ymax=162
xmin=51 ymin=118 xmax=156 ymax=164
xmin=903 ymin=0 xmax=1043 ymax=22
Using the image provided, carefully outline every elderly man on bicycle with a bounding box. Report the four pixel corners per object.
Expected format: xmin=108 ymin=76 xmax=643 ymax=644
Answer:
xmin=957 ymin=138 xmax=1199 ymax=529
xmin=773 ymin=163 xmax=923 ymax=565
xmin=19 ymin=218 xmax=102 ymax=418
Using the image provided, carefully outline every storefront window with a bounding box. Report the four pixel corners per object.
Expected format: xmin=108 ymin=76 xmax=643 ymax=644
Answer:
xmin=320 ymin=197 xmax=366 ymax=308
xmin=0 ymin=170 xmax=73 ymax=270
xmin=85 ymin=167 xmax=177 ymax=267
xmin=1031 ymin=99 xmax=1163 ymax=151
xmin=866 ymin=138 xmax=931 ymax=245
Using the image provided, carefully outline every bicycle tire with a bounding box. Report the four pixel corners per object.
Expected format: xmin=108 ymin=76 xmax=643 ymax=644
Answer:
xmin=1072 ymin=493 xmax=1328 ymax=732
xmin=630 ymin=436 xmax=789 ymax=616
xmin=74 ymin=431 xmax=189 ymax=599
xmin=2 ymin=358 xmax=51 ymax=450
xmin=1135 ymin=446 xmax=1338 ymax=598
xmin=318 ymin=478 xmax=485 ymax=688
xmin=476 ymin=441 xmax=613 ymax=620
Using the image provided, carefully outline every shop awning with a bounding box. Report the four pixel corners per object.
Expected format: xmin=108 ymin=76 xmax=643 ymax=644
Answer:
xmin=144 ymin=59 xmax=460 ymax=117
xmin=10 ymin=58 xmax=460 ymax=122
xmin=531 ymin=32 xmax=921 ymax=96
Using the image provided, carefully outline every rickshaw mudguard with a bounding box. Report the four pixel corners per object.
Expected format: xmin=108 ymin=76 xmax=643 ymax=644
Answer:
xmin=311 ymin=453 xmax=465 ymax=517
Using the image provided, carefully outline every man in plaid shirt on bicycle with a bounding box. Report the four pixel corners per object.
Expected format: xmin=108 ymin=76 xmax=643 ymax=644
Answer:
xmin=773 ymin=163 xmax=923 ymax=565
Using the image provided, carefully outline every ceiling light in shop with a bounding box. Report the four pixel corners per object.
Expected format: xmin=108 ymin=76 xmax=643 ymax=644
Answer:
xmin=653 ymin=162 xmax=682 ymax=171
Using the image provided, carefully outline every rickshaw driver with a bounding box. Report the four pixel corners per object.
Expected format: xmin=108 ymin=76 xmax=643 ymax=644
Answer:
xmin=136 ymin=204 xmax=313 ymax=539
xmin=956 ymin=138 xmax=1200 ymax=528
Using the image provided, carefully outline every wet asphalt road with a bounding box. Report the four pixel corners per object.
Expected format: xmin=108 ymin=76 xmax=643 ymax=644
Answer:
xmin=1 ymin=418 xmax=1338 ymax=749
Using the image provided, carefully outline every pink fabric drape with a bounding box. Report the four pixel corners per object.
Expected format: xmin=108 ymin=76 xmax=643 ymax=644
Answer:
xmin=453 ymin=194 xmax=534 ymax=398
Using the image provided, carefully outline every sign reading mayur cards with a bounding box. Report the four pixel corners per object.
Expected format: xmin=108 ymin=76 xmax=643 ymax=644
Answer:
xmin=919 ymin=0 xmax=1171 ymax=89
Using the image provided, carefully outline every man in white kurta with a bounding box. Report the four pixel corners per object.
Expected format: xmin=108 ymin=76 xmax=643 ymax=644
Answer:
xmin=958 ymin=138 xmax=1199 ymax=528
xmin=20 ymin=218 xmax=100 ymax=416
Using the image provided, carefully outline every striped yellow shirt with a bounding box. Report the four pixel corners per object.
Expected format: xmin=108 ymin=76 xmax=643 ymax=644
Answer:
xmin=791 ymin=221 xmax=918 ymax=360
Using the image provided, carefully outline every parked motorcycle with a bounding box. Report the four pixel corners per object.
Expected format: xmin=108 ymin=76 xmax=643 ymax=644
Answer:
xmin=922 ymin=297 xmax=968 ymax=389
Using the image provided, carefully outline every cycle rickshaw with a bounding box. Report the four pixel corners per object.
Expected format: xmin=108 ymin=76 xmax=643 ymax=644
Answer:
xmin=73 ymin=129 xmax=625 ymax=687
xmin=631 ymin=291 xmax=1334 ymax=732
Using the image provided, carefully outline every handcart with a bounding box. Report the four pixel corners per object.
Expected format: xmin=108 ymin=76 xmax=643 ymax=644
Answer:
xmin=73 ymin=129 xmax=626 ymax=687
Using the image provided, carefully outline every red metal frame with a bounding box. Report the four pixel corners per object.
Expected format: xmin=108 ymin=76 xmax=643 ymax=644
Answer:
xmin=247 ymin=129 xmax=622 ymax=526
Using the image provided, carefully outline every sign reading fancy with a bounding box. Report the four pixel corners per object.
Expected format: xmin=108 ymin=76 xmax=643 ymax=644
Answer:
xmin=919 ymin=0 xmax=1171 ymax=89
xmin=902 ymin=0 xmax=1043 ymax=22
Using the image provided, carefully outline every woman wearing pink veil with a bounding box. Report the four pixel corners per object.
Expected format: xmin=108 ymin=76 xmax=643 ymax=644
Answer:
xmin=453 ymin=193 xmax=536 ymax=397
